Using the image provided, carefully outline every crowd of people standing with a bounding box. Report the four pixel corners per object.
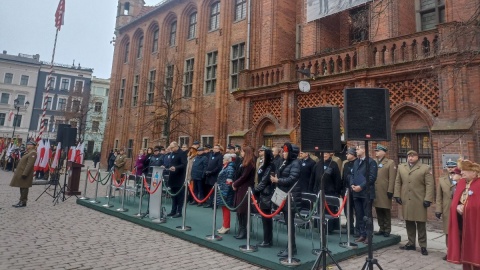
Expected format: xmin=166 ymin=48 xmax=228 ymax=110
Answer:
xmin=106 ymin=141 xmax=480 ymax=267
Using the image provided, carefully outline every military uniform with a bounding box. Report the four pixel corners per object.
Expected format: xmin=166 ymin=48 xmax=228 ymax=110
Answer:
xmin=114 ymin=152 xmax=127 ymax=176
xmin=10 ymin=147 xmax=37 ymax=206
xmin=373 ymin=157 xmax=396 ymax=235
xmin=394 ymin=159 xmax=434 ymax=248
xmin=436 ymin=173 xmax=455 ymax=234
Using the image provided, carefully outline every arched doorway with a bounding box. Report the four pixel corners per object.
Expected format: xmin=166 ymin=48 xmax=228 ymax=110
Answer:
xmin=393 ymin=109 xmax=432 ymax=165
xmin=261 ymin=122 xmax=276 ymax=148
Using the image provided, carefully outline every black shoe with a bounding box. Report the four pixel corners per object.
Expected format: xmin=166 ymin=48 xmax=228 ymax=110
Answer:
xmin=277 ymin=248 xmax=297 ymax=257
xmin=12 ymin=202 xmax=26 ymax=208
xmin=197 ymin=203 xmax=203 ymax=207
xmin=257 ymin=241 xmax=272 ymax=247
xmin=234 ymin=231 xmax=246 ymax=239
xmin=442 ymin=255 xmax=447 ymax=260
xmin=421 ymin=247 xmax=428 ymax=255
xmin=383 ymin=232 xmax=391 ymax=237
xmin=400 ymin=244 xmax=416 ymax=251
xmin=203 ymin=204 xmax=213 ymax=208
xmin=374 ymin=231 xmax=384 ymax=236
xmin=166 ymin=212 xmax=175 ymax=217
xmin=189 ymin=201 xmax=197 ymax=205
xmin=172 ymin=213 xmax=182 ymax=218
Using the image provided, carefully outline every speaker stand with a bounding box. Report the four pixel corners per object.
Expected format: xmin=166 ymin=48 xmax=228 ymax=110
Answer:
xmin=311 ymin=152 xmax=342 ymax=270
xmin=360 ymin=141 xmax=383 ymax=270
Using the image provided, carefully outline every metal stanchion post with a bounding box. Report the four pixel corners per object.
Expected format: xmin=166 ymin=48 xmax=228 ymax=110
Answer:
xmin=116 ymin=172 xmax=129 ymax=212
xmin=206 ymin=183 xmax=222 ymax=241
xmin=89 ymin=171 xmax=100 ymax=204
xmin=340 ymin=189 xmax=357 ymax=249
xmin=280 ymin=191 xmax=301 ymax=266
xmin=240 ymin=188 xmax=257 ymax=252
xmin=102 ymin=176 xmax=114 ymax=208
xmin=176 ymin=180 xmax=191 ymax=231
xmin=134 ymin=175 xmax=145 ymax=217
xmin=79 ymin=167 xmax=90 ymax=200
xmin=152 ymin=179 xmax=166 ymax=223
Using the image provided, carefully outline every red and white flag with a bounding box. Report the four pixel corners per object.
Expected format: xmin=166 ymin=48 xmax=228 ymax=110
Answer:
xmin=8 ymin=110 xmax=14 ymax=122
xmin=50 ymin=142 xmax=61 ymax=171
xmin=55 ymin=0 xmax=65 ymax=30
xmin=34 ymin=139 xmax=45 ymax=171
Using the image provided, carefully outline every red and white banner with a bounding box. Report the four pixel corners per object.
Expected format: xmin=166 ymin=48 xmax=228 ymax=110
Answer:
xmin=8 ymin=110 xmax=14 ymax=122
xmin=55 ymin=0 xmax=65 ymax=30
xmin=34 ymin=140 xmax=45 ymax=171
xmin=50 ymin=142 xmax=61 ymax=171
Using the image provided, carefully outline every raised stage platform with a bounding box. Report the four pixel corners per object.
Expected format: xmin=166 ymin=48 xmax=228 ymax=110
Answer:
xmin=77 ymin=194 xmax=400 ymax=269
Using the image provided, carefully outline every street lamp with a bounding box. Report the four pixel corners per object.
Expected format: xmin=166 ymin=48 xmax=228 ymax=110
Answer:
xmin=11 ymin=98 xmax=30 ymax=142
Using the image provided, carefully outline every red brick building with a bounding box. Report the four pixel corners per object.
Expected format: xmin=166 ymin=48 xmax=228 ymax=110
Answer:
xmin=103 ymin=0 xmax=480 ymax=219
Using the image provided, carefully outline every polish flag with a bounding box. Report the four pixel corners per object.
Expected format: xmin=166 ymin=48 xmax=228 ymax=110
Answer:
xmin=74 ymin=142 xmax=85 ymax=164
xmin=39 ymin=140 xmax=51 ymax=171
xmin=34 ymin=139 xmax=45 ymax=171
xmin=8 ymin=110 xmax=14 ymax=122
xmin=50 ymin=142 xmax=61 ymax=171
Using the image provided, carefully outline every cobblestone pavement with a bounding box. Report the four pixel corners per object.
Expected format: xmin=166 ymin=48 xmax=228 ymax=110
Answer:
xmin=0 ymin=161 xmax=462 ymax=270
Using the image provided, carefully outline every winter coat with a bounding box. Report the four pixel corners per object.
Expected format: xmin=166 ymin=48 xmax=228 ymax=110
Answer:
xmin=310 ymin=157 xmax=342 ymax=196
xmin=394 ymin=161 xmax=434 ymax=222
xmin=191 ymin=154 xmax=208 ymax=180
xmin=9 ymin=149 xmax=36 ymax=188
xmin=273 ymin=155 xmax=283 ymax=173
xmin=254 ymin=163 xmax=276 ymax=209
xmin=297 ymin=156 xmax=315 ymax=193
xmin=142 ymin=153 xmax=152 ymax=174
xmin=373 ymin=157 xmax=396 ymax=209
xmin=216 ymin=162 xmax=235 ymax=207
xmin=233 ymin=163 xmax=255 ymax=214
xmin=167 ymin=150 xmax=188 ymax=188
xmin=351 ymin=157 xmax=378 ymax=199
xmin=436 ymin=173 xmax=455 ymax=234
xmin=108 ymin=154 xmax=116 ymax=171
xmin=276 ymin=159 xmax=302 ymax=211
xmin=114 ymin=154 xmax=127 ymax=175
xmin=135 ymin=154 xmax=146 ymax=175
xmin=205 ymin=152 xmax=223 ymax=186
xmin=342 ymin=159 xmax=356 ymax=194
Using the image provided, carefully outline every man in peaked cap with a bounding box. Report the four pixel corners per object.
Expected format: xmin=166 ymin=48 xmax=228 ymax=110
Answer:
xmin=394 ymin=149 xmax=434 ymax=255
xmin=373 ymin=144 xmax=396 ymax=237
xmin=10 ymin=141 xmax=37 ymax=207
xmin=436 ymin=159 xmax=458 ymax=260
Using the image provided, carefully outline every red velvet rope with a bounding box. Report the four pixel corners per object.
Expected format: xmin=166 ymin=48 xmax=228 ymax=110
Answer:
xmin=324 ymin=193 xmax=348 ymax=218
xmin=142 ymin=175 xmax=162 ymax=194
xmin=88 ymin=170 xmax=99 ymax=183
xmin=188 ymin=184 xmax=215 ymax=204
xmin=111 ymin=169 xmax=126 ymax=187
xmin=251 ymin=193 xmax=286 ymax=218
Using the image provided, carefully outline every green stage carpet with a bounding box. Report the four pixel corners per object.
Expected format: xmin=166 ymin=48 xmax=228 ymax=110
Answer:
xmin=77 ymin=192 xmax=400 ymax=269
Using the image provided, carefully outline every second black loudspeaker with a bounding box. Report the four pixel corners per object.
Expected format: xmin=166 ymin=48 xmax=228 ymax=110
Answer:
xmin=56 ymin=124 xmax=71 ymax=144
xmin=344 ymin=88 xmax=391 ymax=141
xmin=300 ymin=107 xmax=341 ymax=152
xmin=63 ymin=127 xmax=77 ymax=148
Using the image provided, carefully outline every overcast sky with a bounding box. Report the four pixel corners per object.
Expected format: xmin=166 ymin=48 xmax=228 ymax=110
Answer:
xmin=0 ymin=0 xmax=161 ymax=79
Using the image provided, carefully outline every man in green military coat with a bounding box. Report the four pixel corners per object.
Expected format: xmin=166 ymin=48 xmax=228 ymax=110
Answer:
xmin=114 ymin=148 xmax=127 ymax=181
xmin=10 ymin=141 xmax=37 ymax=208
xmin=373 ymin=144 xmax=396 ymax=237
xmin=435 ymin=159 xmax=460 ymax=260
xmin=394 ymin=150 xmax=434 ymax=256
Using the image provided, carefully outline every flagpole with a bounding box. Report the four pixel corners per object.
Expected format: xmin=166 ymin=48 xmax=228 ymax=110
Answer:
xmin=37 ymin=27 xmax=59 ymax=142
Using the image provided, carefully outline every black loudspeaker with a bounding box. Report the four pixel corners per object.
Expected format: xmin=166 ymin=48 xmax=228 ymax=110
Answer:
xmin=344 ymin=88 xmax=391 ymax=141
xmin=300 ymin=107 xmax=342 ymax=152
xmin=63 ymin=128 xmax=77 ymax=148
xmin=56 ymin=124 xmax=71 ymax=144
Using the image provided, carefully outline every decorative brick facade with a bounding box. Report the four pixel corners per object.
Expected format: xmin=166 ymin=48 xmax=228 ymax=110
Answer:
xmin=103 ymin=0 xmax=480 ymax=220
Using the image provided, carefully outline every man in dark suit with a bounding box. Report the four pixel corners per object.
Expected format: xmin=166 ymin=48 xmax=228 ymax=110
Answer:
xmin=203 ymin=144 xmax=223 ymax=208
xmin=166 ymin=141 xmax=188 ymax=218
xmin=298 ymin=150 xmax=316 ymax=193
xmin=351 ymin=145 xmax=378 ymax=244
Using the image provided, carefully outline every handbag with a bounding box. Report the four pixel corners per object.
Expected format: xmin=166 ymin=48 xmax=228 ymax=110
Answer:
xmin=271 ymin=187 xmax=287 ymax=207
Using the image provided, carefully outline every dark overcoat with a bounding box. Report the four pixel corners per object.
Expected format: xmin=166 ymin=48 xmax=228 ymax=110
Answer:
xmin=233 ymin=163 xmax=255 ymax=214
xmin=10 ymin=149 xmax=37 ymax=188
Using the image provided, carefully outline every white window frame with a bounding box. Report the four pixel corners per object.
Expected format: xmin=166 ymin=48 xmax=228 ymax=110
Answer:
xmin=0 ymin=92 xmax=11 ymax=104
xmin=45 ymin=76 xmax=57 ymax=89
xmin=60 ymin=77 xmax=71 ymax=91
xmin=56 ymin=95 xmax=69 ymax=111
xmin=20 ymin=75 xmax=29 ymax=86
xmin=179 ymin=136 xmax=190 ymax=147
xmin=201 ymin=135 xmax=214 ymax=148
xmin=41 ymin=94 xmax=54 ymax=110
xmin=74 ymin=79 xmax=85 ymax=92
